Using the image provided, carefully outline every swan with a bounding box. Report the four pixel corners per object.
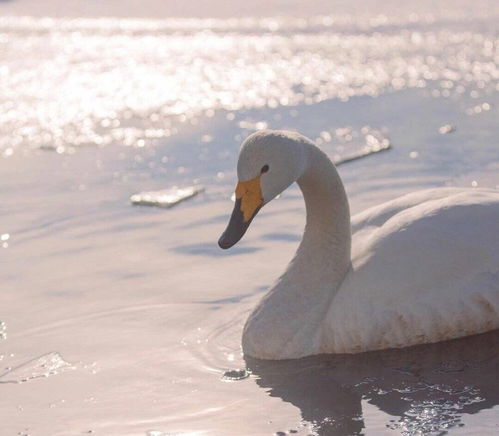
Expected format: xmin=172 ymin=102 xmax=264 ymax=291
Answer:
xmin=218 ymin=130 xmax=499 ymax=360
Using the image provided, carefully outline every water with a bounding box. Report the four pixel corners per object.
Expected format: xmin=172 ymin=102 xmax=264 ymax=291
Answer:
xmin=0 ymin=1 xmax=498 ymax=435
xmin=0 ymin=5 xmax=497 ymax=157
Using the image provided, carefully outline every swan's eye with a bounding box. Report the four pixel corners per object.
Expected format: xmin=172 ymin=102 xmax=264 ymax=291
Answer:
xmin=261 ymin=164 xmax=269 ymax=174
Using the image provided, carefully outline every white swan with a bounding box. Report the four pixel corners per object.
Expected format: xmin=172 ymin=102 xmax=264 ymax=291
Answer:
xmin=218 ymin=130 xmax=499 ymax=360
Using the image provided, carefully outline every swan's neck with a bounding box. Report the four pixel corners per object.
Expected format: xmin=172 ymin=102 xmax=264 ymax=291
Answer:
xmin=293 ymin=144 xmax=352 ymax=292
xmin=243 ymin=144 xmax=351 ymax=358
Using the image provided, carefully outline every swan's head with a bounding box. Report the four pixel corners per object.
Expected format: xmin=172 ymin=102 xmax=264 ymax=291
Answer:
xmin=218 ymin=130 xmax=308 ymax=249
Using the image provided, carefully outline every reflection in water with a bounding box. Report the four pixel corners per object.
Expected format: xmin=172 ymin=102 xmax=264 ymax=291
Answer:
xmin=246 ymin=330 xmax=499 ymax=435
xmin=262 ymin=232 xmax=301 ymax=242
xmin=174 ymin=242 xmax=261 ymax=256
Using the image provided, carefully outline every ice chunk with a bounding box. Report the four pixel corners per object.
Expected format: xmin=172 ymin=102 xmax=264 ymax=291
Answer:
xmin=130 ymin=186 xmax=204 ymax=208
xmin=333 ymin=140 xmax=391 ymax=166
xmin=438 ymin=124 xmax=456 ymax=134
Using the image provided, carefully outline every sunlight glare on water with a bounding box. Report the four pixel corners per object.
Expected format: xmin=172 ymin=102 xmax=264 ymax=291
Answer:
xmin=0 ymin=12 xmax=497 ymax=155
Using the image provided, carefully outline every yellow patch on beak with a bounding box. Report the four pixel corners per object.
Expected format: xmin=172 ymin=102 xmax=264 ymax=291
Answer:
xmin=235 ymin=176 xmax=264 ymax=222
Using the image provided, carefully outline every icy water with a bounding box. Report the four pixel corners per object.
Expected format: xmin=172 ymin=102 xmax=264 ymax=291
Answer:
xmin=1 ymin=1 xmax=499 ymax=435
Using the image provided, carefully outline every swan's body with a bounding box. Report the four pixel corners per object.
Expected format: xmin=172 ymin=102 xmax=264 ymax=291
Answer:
xmin=218 ymin=130 xmax=499 ymax=360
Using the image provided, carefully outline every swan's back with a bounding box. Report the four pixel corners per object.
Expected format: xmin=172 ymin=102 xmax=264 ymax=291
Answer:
xmin=324 ymin=188 xmax=499 ymax=354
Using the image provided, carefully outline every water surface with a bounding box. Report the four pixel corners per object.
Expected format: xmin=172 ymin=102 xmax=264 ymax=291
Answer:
xmin=0 ymin=1 xmax=498 ymax=435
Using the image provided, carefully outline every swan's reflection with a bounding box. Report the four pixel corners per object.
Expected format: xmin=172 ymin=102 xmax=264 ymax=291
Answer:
xmin=245 ymin=330 xmax=499 ymax=435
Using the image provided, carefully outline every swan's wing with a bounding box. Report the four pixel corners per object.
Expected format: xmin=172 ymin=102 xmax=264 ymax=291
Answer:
xmin=351 ymin=187 xmax=469 ymax=234
xmin=326 ymin=189 xmax=499 ymax=353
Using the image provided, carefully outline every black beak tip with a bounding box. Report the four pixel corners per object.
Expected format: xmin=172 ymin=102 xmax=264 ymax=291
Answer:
xmin=218 ymin=234 xmax=232 ymax=250
xmin=218 ymin=198 xmax=260 ymax=250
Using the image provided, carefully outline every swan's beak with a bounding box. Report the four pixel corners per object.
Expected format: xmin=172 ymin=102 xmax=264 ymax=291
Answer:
xmin=218 ymin=176 xmax=263 ymax=249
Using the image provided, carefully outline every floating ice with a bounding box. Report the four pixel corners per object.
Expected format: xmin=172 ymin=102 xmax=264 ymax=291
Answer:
xmin=130 ymin=186 xmax=204 ymax=208
xmin=335 ymin=142 xmax=391 ymax=165
xmin=438 ymin=124 xmax=456 ymax=134
xmin=320 ymin=126 xmax=392 ymax=165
